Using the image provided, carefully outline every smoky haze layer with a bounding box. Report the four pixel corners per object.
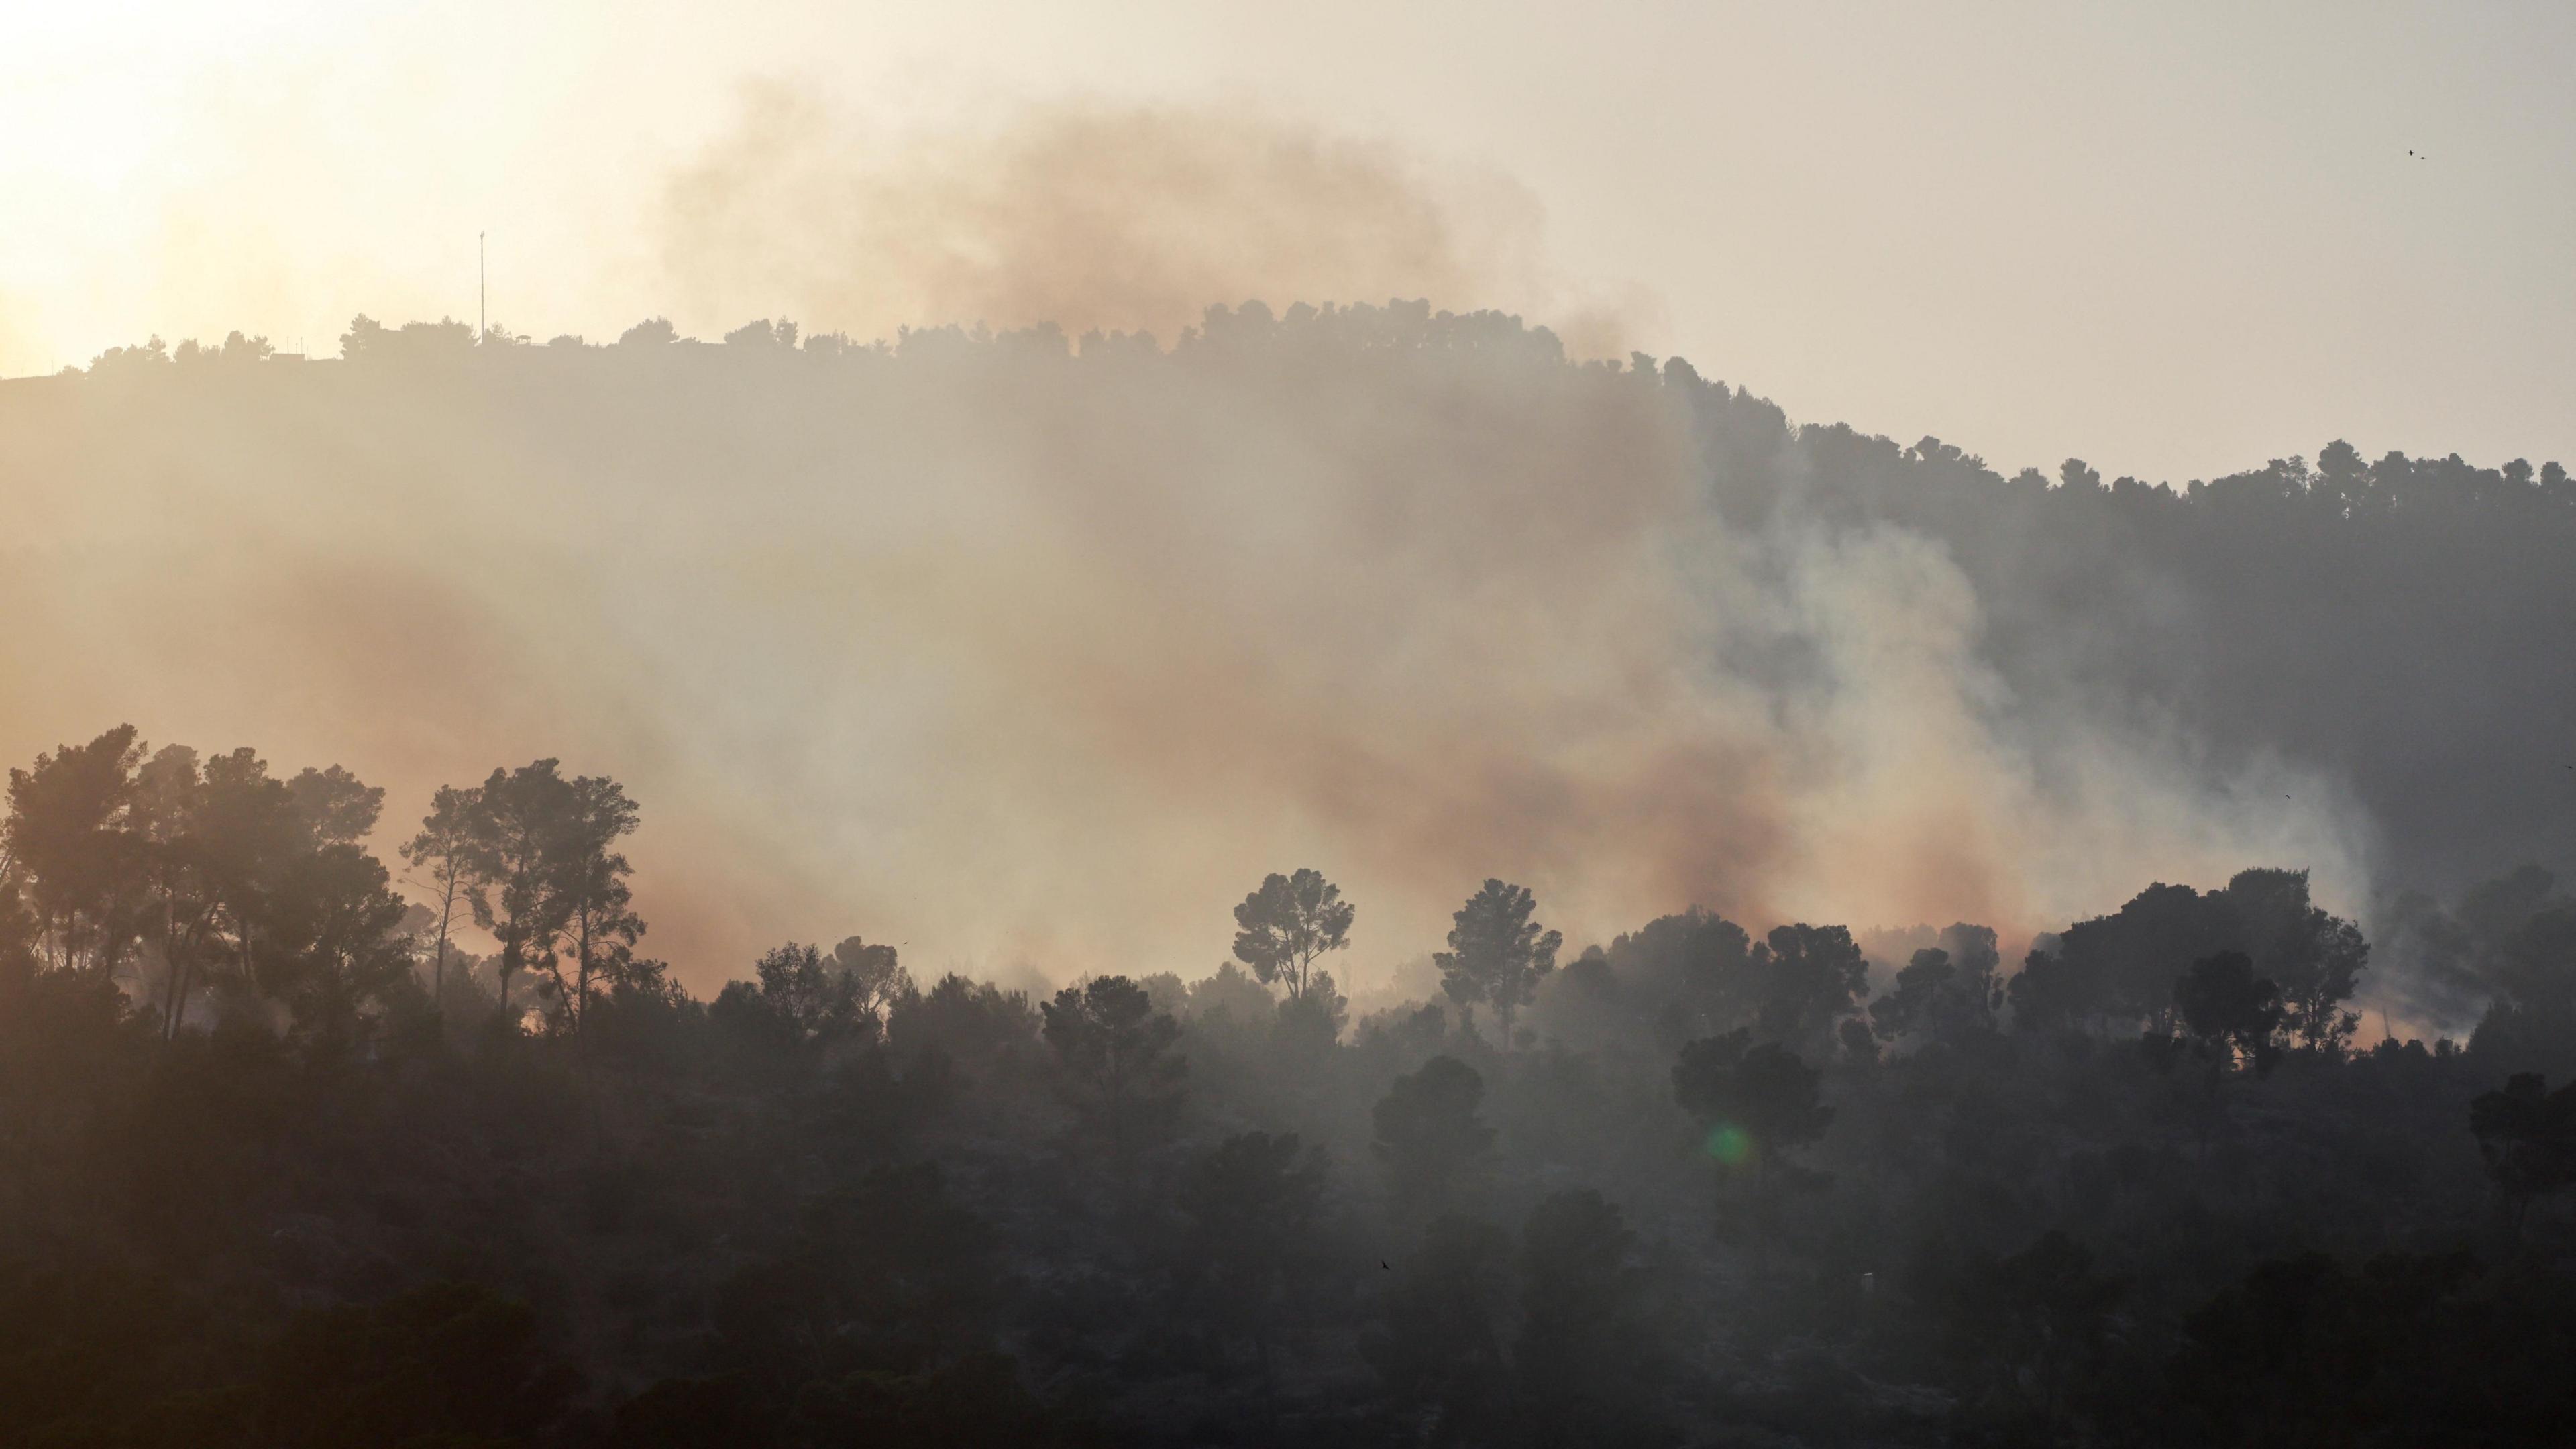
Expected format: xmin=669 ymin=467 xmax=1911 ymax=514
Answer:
xmin=0 ymin=307 xmax=2400 ymax=994
xmin=655 ymin=91 xmax=1629 ymax=362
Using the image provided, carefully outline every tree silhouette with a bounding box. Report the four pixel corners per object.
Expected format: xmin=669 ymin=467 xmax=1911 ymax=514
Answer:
xmin=192 ymin=746 xmax=311 ymax=1013
xmin=1187 ymin=959 xmax=1276 ymax=1024
xmin=1517 ymin=1189 xmax=1662 ymax=1444
xmin=1750 ymin=922 xmax=1870 ymax=1049
xmin=1041 ymin=975 xmax=1185 ymax=1174
xmin=442 ymin=759 xmax=647 ymax=1032
xmin=1231 ymin=868 xmax=1354 ymax=1004
xmin=1870 ymin=924 xmax=2006 ymax=1046
xmin=1274 ymin=967 xmax=1351 ymax=1054
xmin=284 ymin=765 xmax=382 ymax=849
xmin=339 ymin=314 xmax=473 ymax=361
xmin=709 ymin=1161 xmax=998 ymax=1389
xmin=0 ymin=858 xmax=38 ymax=983
xmin=2222 ymin=868 xmax=2367 ymax=1055
xmin=1922 ymin=1230 xmax=2129 ymax=1438
xmin=2469 ymin=1073 xmax=2576 ymax=1238
xmin=723 ymin=318 xmax=798 ymax=348
xmin=830 ymin=935 xmax=912 ymax=1034
xmin=2006 ymin=941 xmax=2090 ymax=1034
xmin=1672 ymin=1029 xmax=1833 ymax=1185
xmin=173 ymin=330 xmax=273 ymax=368
xmin=1364 ymin=1214 xmax=1513 ymax=1443
xmin=3 ymin=730 xmax=415 ymax=1039
xmin=889 ymin=972 xmax=1042 ymax=1063
xmin=2025 ymin=882 xmax=2237 ymax=1033
xmin=1180 ymin=1130 xmax=1328 ymax=1420
xmin=542 ymin=772 xmax=644 ymax=1034
xmin=458 ymin=761 xmax=580 ymax=1021
xmin=2175 ymin=950 xmax=2286 ymax=1076
xmin=1870 ymin=948 xmax=1957 ymax=1045
xmin=399 ymin=784 xmax=481 ymax=1010
xmin=1590 ymin=907 xmax=1758 ymax=1040
xmin=718 ymin=942 xmax=868 ymax=1053
xmin=1435 ymin=879 xmax=1560 ymax=1046
xmin=262 ymin=837 xmax=409 ymax=1042
xmin=3 ymin=725 xmax=146 ymax=976
xmin=1373 ymin=1054 xmax=1493 ymax=1226
xmin=129 ymin=744 xmax=215 ymax=1038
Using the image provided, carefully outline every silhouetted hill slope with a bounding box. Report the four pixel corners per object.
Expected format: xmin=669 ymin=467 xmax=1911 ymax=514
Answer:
xmin=7 ymin=303 xmax=2571 ymax=935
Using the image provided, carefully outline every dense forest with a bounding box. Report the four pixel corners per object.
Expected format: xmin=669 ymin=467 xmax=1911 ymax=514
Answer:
xmin=5 ymin=309 xmax=2575 ymax=1445
xmin=3 ymin=715 xmax=2573 ymax=1446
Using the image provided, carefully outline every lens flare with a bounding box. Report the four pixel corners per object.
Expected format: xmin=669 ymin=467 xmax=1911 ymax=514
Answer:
xmin=1705 ymin=1124 xmax=1752 ymax=1167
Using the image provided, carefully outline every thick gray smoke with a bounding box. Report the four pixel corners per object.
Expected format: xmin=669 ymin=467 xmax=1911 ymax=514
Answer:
xmin=0 ymin=103 xmax=2371 ymax=998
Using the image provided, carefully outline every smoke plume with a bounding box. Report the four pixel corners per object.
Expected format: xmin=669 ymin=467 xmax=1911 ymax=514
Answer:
xmin=0 ymin=103 xmax=2371 ymax=998
xmin=656 ymin=87 xmax=1638 ymax=358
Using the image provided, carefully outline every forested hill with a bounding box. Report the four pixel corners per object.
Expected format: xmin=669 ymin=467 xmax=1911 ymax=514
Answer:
xmin=9 ymin=308 xmax=2576 ymax=1448
xmin=7 ymin=302 xmax=2573 ymax=994
xmin=1712 ymin=405 xmax=2576 ymax=906
xmin=25 ymin=305 xmax=2574 ymax=901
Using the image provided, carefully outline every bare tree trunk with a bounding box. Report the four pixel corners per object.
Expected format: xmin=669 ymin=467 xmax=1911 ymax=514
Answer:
xmin=431 ymin=874 xmax=456 ymax=1012
xmin=158 ymin=902 xmax=177 ymax=1035
xmin=164 ymin=947 xmax=189 ymax=1041
xmin=169 ymin=953 xmax=195 ymax=1039
xmin=96 ymin=896 xmax=123 ymax=983
xmin=574 ymin=910 xmax=592 ymax=1033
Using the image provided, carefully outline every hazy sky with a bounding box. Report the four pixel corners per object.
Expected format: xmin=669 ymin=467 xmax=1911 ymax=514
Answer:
xmin=5 ymin=0 xmax=2571 ymax=482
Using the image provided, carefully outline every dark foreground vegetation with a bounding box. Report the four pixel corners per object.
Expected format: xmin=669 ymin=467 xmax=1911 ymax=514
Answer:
xmin=7 ymin=722 xmax=2576 ymax=1447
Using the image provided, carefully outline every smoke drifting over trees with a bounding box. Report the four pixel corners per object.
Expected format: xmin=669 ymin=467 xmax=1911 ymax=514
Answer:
xmin=21 ymin=297 xmax=2569 ymax=1012
xmin=5 ymin=707 xmax=2576 ymax=1444
xmin=5 ymin=218 xmax=2576 ymax=1442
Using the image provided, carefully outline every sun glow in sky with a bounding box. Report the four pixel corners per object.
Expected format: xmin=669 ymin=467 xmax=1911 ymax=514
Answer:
xmin=5 ymin=0 xmax=2573 ymax=481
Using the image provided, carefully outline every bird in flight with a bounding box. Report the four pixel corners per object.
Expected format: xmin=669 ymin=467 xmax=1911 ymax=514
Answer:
xmin=2408 ymin=149 xmax=2428 ymax=160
